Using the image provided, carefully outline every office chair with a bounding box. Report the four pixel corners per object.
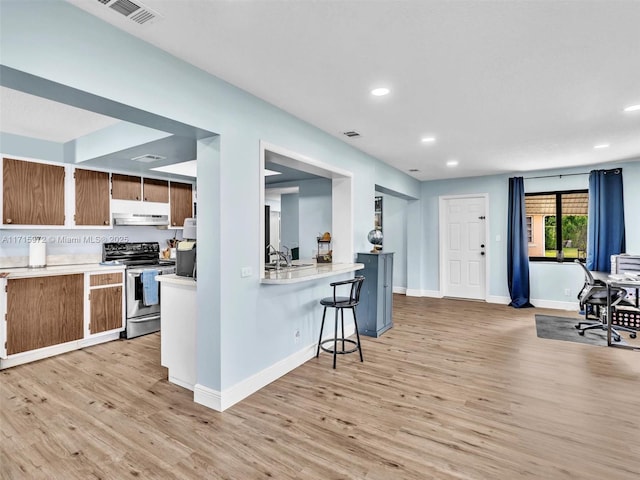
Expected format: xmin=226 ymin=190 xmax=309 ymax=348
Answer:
xmin=574 ymin=260 xmax=637 ymax=342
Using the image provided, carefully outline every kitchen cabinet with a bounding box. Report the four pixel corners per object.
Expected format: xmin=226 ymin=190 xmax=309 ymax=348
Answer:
xmin=170 ymin=181 xmax=193 ymax=227
xmin=356 ymin=252 xmax=394 ymax=337
xmin=88 ymin=272 xmax=123 ymax=334
xmin=5 ymin=274 xmax=84 ymax=355
xmin=112 ymin=173 xmax=142 ymax=200
xmin=2 ymin=157 xmax=65 ymax=225
xmin=143 ymin=178 xmax=169 ymax=203
xmin=75 ymin=168 xmax=110 ymax=226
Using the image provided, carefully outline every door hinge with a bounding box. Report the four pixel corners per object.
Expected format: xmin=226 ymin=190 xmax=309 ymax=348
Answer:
xmin=4 ymin=284 xmax=7 ymax=293
xmin=88 ymin=293 xmax=91 ymax=301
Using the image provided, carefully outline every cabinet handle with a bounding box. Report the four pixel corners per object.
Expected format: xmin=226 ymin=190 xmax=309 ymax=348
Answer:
xmin=136 ymin=196 xmax=139 ymax=200
xmin=104 ymin=220 xmax=109 ymax=225
xmin=5 ymin=218 xmax=12 ymax=224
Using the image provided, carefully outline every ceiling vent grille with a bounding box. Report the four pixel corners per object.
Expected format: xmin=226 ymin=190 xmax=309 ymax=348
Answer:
xmin=97 ymin=0 xmax=161 ymax=25
xmin=343 ymin=131 xmax=361 ymax=138
xmin=131 ymin=154 xmax=166 ymax=163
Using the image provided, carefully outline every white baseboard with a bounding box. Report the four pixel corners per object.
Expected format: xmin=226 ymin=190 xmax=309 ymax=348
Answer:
xmin=486 ymin=295 xmax=511 ymax=305
xmin=531 ymin=298 xmax=579 ymax=311
xmin=0 ymin=331 xmax=120 ymax=370
xmin=392 ymin=286 xmax=407 ymax=294
xmin=405 ymin=288 xmax=442 ymax=298
xmin=195 ymin=325 xmax=355 ymax=412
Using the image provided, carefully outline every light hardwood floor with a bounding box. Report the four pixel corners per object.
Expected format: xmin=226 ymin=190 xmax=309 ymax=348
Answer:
xmin=1 ymin=295 xmax=639 ymax=479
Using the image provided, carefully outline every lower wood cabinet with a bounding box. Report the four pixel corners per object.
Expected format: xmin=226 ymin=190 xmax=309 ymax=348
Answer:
xmin=1 ymin=269 xmax=125 ymax=367
xmin=6 ymin=274 xmax=84 ymax=355
xmin=89 ymin=272 xmax=123 ymax=334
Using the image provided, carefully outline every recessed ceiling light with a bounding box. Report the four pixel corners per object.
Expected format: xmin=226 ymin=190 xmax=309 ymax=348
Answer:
xmin=446 ymin=160 xmax=459 ymax=167
xmin=421 ymin=136 xmax=436 ymax=143
xmin=371 ymin=87 xmax=390 ymax=96
xmin=593 ymin=143 xmax=610 ymax=149
xmin=623 ymin=104 xmax=640 ymax=112
xmin=264 ymin=169 xmax=282 ymax=176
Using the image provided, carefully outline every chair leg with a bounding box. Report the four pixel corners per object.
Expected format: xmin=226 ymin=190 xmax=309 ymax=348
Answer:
xmin=352 ymin=307 xmax=364 ymax=362
xmin=340 ymin=308 xmax=345 ymax=352
xmin=316 ymin=307 xmax=327 ymax=358
xmin=333 ymin=307 xmax=339 ymax=369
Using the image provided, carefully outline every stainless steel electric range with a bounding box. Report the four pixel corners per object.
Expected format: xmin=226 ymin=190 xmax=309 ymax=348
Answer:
xmin=102 ymin=242 xmax=176 ymax=339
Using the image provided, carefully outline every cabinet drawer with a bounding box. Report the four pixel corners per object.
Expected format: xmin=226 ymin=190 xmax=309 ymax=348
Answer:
xmin=90 ymin=272 xmax=123 ymax=286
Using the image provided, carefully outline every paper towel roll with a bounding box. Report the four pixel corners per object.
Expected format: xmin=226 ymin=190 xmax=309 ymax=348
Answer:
xmin=29 ymin=238 xmax=46 ymax=268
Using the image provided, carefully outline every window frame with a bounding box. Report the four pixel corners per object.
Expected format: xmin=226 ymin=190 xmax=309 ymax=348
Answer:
xmin=525 ymin=189 xmax=588 ymax=263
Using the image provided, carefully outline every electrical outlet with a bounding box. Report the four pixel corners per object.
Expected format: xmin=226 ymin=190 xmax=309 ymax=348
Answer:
xmin=241 ymin=267 xmax=252 ymax=278
xmin=294 ymin=329 xmax=301 ymax=344
xmin=564 ymin=288 xmax=571 ymax=297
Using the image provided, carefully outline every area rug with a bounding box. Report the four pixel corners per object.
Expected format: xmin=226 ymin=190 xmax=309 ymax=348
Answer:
xmin=534 ymin=314 xmax=610 ymax=346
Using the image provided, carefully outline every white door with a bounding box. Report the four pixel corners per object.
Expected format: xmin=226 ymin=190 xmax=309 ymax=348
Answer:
xmin=441 ymin=196 xmax=487 ymax=300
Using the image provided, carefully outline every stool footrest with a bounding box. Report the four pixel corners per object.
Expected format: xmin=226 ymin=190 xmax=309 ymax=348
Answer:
xmin=319 ymin=338 xmax=359 ymax=355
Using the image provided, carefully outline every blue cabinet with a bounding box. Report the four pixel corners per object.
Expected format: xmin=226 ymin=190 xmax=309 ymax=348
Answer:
xmin=356 ymin=252 xmax=393 ymax=337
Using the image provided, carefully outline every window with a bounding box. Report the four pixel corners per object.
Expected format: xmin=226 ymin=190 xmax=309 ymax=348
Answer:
xmin=525 ymin=190 xmax=588 ymax=261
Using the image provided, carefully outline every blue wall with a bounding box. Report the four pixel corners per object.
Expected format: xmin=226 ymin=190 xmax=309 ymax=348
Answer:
xmin=416 ymin=160 xmax=640 ymax=306
xmin=0 ymin=0 xmax=420 ymax=395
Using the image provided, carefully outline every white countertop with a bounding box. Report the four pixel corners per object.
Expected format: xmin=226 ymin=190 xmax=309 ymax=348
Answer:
xmin=157 ymin=274 xmax=197 ymax=287
xmin=261 ymin=262 xmax=364 ymax=284
xmin=0 ymin=262 xmax=125 ymax=279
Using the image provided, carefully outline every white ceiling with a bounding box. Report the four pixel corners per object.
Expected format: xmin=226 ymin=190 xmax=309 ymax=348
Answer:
xmin=12 ymin=1 xmax=640 ymax=180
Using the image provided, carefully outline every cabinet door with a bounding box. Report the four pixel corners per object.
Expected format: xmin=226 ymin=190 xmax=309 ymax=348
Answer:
xmin=112 ymin=174 xmax=141 ymax=200
xmin=6 ymin=275 xmax=84 ymax=355
xmin=143 ymin=178 xmax=169 ymax=203
xmin=75 ymin=168 xmax=110 ymax=226
xmin=383 ymin=254 xmax=393 ymax=328
xmin=170 ymin=181 xmax=193 ymax=227
xmin=90 ymin=286 xmax=123 ymax=334
xmin=3 ymin=157 xmax=65 ymax=225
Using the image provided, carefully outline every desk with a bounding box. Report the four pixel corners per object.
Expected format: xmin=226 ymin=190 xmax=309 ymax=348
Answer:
xmin=606 ymin=277 xmax=640 ymax=350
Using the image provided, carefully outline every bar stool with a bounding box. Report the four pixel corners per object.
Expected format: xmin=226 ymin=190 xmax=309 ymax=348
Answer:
xmin=316 ymin=276 xmax=365 ymax=369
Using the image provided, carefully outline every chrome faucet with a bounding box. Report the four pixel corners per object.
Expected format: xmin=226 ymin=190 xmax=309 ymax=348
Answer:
xmin=266 ymin=244 xmax=292 ymax=270
xmin=279 ymin=245 xmax=292 ymax=267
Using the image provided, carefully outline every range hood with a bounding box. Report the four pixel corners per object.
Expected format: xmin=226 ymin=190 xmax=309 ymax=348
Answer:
xmin=112 ymin=213 xmax=169 ymax=226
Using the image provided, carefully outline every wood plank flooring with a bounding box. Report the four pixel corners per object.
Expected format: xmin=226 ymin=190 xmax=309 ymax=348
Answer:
xmin=2 ymin=295 xmax=639 ymax=479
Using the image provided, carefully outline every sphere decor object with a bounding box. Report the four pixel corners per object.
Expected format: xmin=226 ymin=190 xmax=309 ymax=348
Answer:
xmin=368 ymin=229 xmax=383 ymax=252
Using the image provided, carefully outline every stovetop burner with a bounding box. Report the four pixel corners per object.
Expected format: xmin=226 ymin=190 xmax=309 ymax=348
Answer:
xmin=102 ymin=242 xmax=167 ymax=266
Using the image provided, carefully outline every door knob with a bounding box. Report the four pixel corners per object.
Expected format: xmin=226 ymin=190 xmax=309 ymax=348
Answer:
xmin=480 ymin=244 xmax=485 ymax=248
xmin=481 ymin=252 xmax=485 ymax=256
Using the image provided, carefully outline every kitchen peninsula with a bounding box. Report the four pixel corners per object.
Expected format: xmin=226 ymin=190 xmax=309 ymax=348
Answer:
xmin=261 ymin=261 xmax=364 ymax=284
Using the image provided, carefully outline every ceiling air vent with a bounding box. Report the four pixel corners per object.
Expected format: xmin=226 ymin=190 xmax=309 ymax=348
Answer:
xmin=97 ymin=0 xmax=161 ymax=25
xmin=343 ymin=131 xmax=361 ymax=138
xmin=131 ymin=154 xmax=166 ymax=163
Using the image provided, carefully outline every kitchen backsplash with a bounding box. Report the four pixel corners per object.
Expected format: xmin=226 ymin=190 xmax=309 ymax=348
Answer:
xmin=0 ymin=226 xmax=184 ymax=267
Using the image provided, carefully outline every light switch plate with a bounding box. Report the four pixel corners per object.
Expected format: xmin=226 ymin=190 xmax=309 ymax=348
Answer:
xmin=241 ymin=267 xmax=252 ymax=278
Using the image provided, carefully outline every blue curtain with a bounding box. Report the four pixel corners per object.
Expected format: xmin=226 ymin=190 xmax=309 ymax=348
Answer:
xmin=586 ymin=168 xmax=625 ymax=272
xmin=507 ymin=177 xmax=534 ymax=308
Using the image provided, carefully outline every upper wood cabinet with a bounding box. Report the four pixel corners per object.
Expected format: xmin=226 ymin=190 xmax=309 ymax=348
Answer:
xmin=2 ymin=157 xmax=65 ymax=225
xmin=170 ymin=181 xmax=193 ymax=227
xmin=112 ymin=174 xmax=141 ymax=200
xmin=75 ymin=168 xmax=110 ymax=226
xmin=143 ymin=178 xmax=169 ymax=203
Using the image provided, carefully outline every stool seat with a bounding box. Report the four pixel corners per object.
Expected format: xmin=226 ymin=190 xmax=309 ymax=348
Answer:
xmin=316 ymin=276 xmax=365 ymax=369
xmin=320 ymin=296 xmax=354 ymax=307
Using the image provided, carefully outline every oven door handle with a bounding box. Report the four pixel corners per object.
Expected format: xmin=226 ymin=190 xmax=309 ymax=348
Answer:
xmin=127 ymin=314 xmax=161 ymax=324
